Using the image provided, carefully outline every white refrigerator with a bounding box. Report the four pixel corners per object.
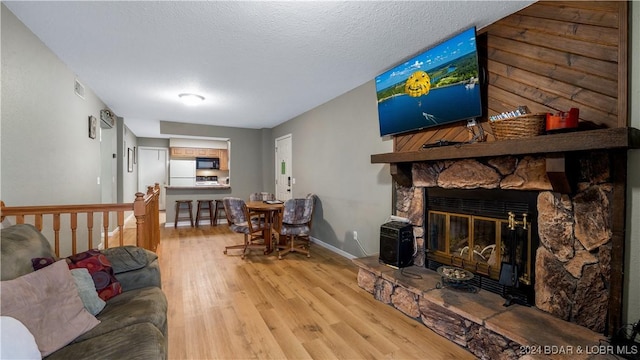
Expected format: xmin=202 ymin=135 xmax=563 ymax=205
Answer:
xmin=169 ymin=159 xmax=195 ymax=186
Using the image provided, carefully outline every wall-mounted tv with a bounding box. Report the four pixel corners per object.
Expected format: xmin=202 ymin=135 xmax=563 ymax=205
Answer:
xmin=375 ymin=27 xmax=482 ymax=137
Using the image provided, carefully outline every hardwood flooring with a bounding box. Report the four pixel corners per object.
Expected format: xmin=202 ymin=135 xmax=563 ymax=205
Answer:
xmin=138 ymin=216 xmax=474 ymax=359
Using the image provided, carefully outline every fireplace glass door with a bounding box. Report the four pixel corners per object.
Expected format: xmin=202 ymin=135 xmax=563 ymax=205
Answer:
xmin=428 ymin=210 xmax=509 ymax=279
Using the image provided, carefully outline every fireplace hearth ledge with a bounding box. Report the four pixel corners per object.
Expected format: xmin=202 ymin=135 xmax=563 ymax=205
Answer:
xmin=353 ymin=255 xmax=611 ymax=359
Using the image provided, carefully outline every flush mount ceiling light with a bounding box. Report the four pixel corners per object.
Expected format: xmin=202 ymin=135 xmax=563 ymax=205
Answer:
xmin=178 ymin=93 xmax=205 ymax=106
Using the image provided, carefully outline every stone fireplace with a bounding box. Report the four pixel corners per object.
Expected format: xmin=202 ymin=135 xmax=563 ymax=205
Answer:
xmin=394 ymin=152 xmax=612 ymax=333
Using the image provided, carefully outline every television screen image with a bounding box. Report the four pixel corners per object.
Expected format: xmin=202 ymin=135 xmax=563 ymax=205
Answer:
xmin=375 ymin=27 xmax=482 ymax=137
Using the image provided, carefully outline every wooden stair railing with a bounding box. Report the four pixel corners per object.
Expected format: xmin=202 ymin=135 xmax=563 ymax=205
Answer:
xmin=1 ymin=184 xmax=161 ymax=257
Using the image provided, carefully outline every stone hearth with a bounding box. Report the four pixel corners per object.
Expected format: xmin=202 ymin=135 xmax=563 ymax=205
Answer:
xmin=392 ymin=151 xmax=612 ymax=333
xmin=353 ymin=256 xmax=610 ymax=360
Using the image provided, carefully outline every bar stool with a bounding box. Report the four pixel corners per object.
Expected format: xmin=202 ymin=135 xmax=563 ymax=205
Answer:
xmin=195 ymin=200 xmax=215 ymax=227
xmin=174 ymin=200 xmax=194 ymax=228
xmin=213 ymin=199 xmax=226 ymax=226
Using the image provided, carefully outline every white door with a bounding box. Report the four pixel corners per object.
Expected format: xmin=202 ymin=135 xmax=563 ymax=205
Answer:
xmin=138 ymin=147 xmax=168 ymax=210
xmin=275 ymin=134 xmax=293 ymax=201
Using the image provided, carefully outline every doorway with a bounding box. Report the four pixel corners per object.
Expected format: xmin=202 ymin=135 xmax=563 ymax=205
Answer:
xmin=275 ymin=134 xmax=292 ymax=201
xmin=138 ymin=147 xmax=168 ymax=210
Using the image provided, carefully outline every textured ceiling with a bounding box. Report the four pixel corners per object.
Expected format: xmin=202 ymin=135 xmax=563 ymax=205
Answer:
xmin=4 ymin=1 xmax=533 ymax=138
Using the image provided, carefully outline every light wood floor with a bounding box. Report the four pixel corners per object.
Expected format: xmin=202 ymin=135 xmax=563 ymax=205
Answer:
xmin=143 ymin=216 xmax=475 ymax=359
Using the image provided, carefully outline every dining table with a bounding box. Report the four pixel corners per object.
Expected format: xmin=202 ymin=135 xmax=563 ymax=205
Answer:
xmin=246 ymin=200 xmax=284 ymax=253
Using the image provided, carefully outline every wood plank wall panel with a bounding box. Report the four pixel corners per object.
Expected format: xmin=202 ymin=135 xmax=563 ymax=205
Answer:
xmin=394 ymin=1 xmax=628 ymax=152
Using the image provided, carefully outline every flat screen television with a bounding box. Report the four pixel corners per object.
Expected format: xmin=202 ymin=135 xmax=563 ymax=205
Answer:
xmin=375 ymin=27 xmax=482 ymax=137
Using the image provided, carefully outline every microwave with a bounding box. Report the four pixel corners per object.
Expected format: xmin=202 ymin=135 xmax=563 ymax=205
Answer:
xmin=196 ymin=157 xmax=220 ymax=170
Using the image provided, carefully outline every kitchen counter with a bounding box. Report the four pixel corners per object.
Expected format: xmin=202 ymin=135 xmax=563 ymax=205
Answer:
xmin=165 ymin=185 xmax=233 ymax=227
xmin=165 ymin=185 xmax=231 ymax=190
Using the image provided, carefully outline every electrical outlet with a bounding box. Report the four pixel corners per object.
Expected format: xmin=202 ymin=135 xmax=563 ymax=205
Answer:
xmin=353 ymin=231 xmax=358 ymax=240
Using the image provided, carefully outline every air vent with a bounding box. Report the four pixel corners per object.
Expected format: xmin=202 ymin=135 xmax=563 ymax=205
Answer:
xmin=74 ymin=79 xmax=85 ymax=99
xmin=100 ymin=109 xmax=116 ymax=129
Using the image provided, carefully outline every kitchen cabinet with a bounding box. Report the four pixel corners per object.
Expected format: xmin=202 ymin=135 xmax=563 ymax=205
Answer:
xmin=170 ymin=147 xmax=197 ymax=158
xmin=170 ymin=147 xmax=225 ymax=159
xmin=218 ymin=149 xmax=228 ymax=171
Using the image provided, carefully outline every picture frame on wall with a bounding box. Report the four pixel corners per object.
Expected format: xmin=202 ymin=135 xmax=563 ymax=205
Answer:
xmin=127 ymin=147 xmax=133 ymax=172
xmin=88 ymin=116 xmax=97 ymax=139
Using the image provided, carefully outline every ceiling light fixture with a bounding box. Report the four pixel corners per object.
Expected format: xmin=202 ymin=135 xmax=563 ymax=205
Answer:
xmin=178 ymin=93 xmax=205 ymax=106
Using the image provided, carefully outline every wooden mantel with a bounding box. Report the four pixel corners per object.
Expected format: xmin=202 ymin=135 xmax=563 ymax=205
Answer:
xmin=371 ymin=127 xmax=640 ymax=192
xmin=371 ymin=127 xmax=640 ymax=164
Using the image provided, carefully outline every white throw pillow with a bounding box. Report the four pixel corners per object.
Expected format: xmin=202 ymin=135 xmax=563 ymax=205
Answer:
xmin=0 ymin=316 xmax=41 ymax=359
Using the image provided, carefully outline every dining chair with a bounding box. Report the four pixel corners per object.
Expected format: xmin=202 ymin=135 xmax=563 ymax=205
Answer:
xmin=300 ymin=194 xmax=317 ymax=242
xmin=222 ymin=197 xmax=266 ymax=258
xmin=277 ymin=197 xmax=315 ymax=259
xmin=249 ymin=192 xmax=275 ymax=201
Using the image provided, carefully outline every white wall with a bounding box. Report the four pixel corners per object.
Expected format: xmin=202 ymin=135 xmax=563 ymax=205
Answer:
xmin=1 ymin=4 xmax=108 ymax=206
xmin=625 ymin=1 xmax=640 ymax=326
xmin=272 ymin=82 xmax=393 ymax=257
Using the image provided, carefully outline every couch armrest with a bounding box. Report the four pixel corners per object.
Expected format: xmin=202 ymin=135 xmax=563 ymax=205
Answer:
xmin=101 ymin=246 xmax=161 ymax=291
xmin=114 ymin=259 xmax=161 ymax=292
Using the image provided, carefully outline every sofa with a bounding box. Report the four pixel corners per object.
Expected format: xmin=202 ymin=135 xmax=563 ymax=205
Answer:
xmin=0 ymin=224 xmax=167 ymax=359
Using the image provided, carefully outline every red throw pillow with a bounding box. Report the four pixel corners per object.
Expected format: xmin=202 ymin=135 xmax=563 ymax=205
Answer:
xmin=66 ymin=249 xmax=122 ymax=301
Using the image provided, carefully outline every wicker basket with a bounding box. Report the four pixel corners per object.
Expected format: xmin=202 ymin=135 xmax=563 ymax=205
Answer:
xmin=489 ymin=113 xmax=546 ymax=140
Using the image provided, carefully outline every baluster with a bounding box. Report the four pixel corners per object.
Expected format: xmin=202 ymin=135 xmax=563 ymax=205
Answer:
xmin=87 ymin=212 xmax=94 ymax=249
xmin=53 ymin=214 xmax=60 ymax=257
xmin=16 ymin=215 xmax=24 ymax=224
xmin=134 ymin=192 xmax=146 ymax=250
xmin=117 ymin=211 xmax=124 ymax=247
xmin=35 ymin=214 xmax=43 ymax=231
xmin=103 ymin=211 xmax=109 ymax=249
xmin=70 ymin=213 xmax=78 ymax=255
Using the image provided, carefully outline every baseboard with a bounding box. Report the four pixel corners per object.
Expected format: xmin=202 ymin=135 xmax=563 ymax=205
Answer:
xmin=310 ymin=236 xmax=356 ymax=260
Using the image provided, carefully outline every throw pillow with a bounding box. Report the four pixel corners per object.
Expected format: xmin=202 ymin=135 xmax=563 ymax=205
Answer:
xmin=0 ymin=260 xmax=100 ymax=357
xmin=66 ymin=249 xmax=122 ymax=301
xmin=32 ymin=256 xmax=58 ymax=270
xmin=70 ymin=268 xmax=106 ymax=316
xmin=101 ymin=245 xmax=151 ymax=274
xmin=0 ymin=316 xmax=41 ymax=360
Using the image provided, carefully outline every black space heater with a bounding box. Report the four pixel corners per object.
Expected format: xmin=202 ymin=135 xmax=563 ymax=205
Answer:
xmin=379 ymin=221 xmax=414 ymax=268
